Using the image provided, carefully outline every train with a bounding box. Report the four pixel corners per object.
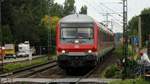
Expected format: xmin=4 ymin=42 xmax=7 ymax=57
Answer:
xmin=56 ymin=14 xmax=115 ymax=70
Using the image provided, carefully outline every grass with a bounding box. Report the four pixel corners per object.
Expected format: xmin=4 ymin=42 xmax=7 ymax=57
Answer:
xmin=109 ymin=78 xmax=150 ymax=84
xmin=102 ymin=45 xmax=139 ymax=79
xmin=3 ymin=56 xmax=51 ymax=72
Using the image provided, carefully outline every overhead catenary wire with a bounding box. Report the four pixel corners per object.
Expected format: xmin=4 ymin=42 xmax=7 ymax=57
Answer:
xmin=76 ymin=0 xmax=82 ymax=13
xmin=97 ymin=0 xmax=123 ymax=17
xmin=82 ymin=0 xmax=106 ymax=21
xmin=94 ymin=0 xmax=123 ymax=23
xmin=77 ymin=0 xmax=123 ymax=32
xmin=88 ymin=0 xmax=123 ymax=25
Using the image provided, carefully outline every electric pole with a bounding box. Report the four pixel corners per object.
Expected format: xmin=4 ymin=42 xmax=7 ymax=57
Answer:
xmin=111 ymin=19 xmax=113 ymax=30
xmin=122 ymin=0 xmax=128 ymax=79
xmin=105 ymin=13 xmax=109 ymax=27
xmin=102 ymin=13 xmax=115 ymax=27
xmin=138 ymin=16 xmax=142 ymax=48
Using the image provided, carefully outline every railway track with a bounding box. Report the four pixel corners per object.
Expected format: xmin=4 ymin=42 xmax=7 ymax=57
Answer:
xmin=28 ymin=50 xmax=116 ymax=79
xmin=0 ymin=60 xmax=57 ymax=78
xmin=0 ymin=50 xmax=119 ymax=84
xmin=75 ymin=50 xmax=117 ymax=83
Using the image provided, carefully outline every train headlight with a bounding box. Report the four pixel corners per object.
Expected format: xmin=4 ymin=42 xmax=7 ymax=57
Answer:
xmin=75 ymin=40 xmax=79 ymax=44
xmin=62 ymin=50 xmax=65 ymax=54
xmin=88 ymin=50 xmax=92 ymax=53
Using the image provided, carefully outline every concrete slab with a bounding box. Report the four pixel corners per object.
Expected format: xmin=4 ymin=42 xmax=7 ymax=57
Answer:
xmin=0 ymin=78 xmax=121 ymax=83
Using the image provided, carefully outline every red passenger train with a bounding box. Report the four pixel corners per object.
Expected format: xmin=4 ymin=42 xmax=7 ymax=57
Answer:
xmin=56 ymin=14 xmax=114 ymax=70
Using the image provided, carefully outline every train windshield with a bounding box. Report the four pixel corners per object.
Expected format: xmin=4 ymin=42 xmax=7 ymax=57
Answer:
xmin=60 ymin=27 xmax=93 ymax=44
xmin=61 ymin=28 xmax=93 ymax=39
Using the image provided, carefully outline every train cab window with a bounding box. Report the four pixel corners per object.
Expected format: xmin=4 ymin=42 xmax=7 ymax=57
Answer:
xmin=61 ymin=28 xmax=93 ymax=39
xmin=60 ymin=28 xmax=94 ymax=44
xmin=61 ymin=28 xmax=76 ymax=39
xmin=77 ymin=28 xmax=93 ymax=39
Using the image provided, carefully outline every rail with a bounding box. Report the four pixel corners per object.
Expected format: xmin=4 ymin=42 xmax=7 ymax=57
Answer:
xmin=0 ymin=60 xmax=56 ymax=78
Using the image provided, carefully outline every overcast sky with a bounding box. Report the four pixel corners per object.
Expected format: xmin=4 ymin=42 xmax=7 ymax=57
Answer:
xmin=54 ymin=0 xmax=150 ymax=33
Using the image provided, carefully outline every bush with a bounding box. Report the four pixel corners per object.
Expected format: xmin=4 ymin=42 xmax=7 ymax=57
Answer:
xmin=104 ymin=65 xmax=121 ymax=78
xmin=109 ymin=78 xmax=150 ymax=84
xmin=114 ymin=46 xmax=123 ymax=60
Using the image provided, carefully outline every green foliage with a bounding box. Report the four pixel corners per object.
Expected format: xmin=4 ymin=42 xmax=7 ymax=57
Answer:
xmin=114 ymin=45 xmax=123 ymax=60
xmin=1 ymin=0 xmax=50 ymax=45
xmin=128 ymin=16 xmax=139 ymax=36
xmin=79 ymin=5 xmax=87 ymax=14
xmin=113 ymin=45 xmax=138 ymax=78
xmin=4 ymin=56 xmax=48 ymax=72
xmin=109 ymin=78 xmax=150 ymax=84
xmin=128 ymin=8 xmax=150 ymax=46
xmin=1 ymin=0 xmax=76 ymax=54
xmin=141 ymin=8 xmax=150 ymax=15
xmin=104 ymin=65 xmax=121 ymax=78
xmin=1 ymin=25 xmax=13 ymax=43
xmin=63 ymin=0 xmax=76 ymax=16
xmin=141 ymin=11 xmax=150 ymax=46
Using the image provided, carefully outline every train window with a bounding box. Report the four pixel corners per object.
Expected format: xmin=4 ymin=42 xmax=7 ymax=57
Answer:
xmin=104 ymin=33 xmax=107 ymax=42
xmin=61 ymin=28 xmax=76 ymax=39
xmin=78 ymin=28 xmax=93 ymax=39
xmin=61 ymin=28 xmax=93 ymax=39
xmin=60 ymin=28 xmax=94 ymax=44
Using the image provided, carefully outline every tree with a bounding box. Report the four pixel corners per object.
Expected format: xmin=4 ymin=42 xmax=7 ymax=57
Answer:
xmin=79 ymin=5 xmax=87 ymax=14
xmin=49 ymin=3 xmax=64 ymax=17
xmin=128 ymin=16 xmax=139 ymax=36
xmin=141 ymin=8 xmax=150 ymax=15
xmin=1 ymin=25 xmax=13 ymax=43
xmin=63 ymin=0 xmax=76 ymax=16
xmin=1 ymin=0 xmax=63 ymax=46
xmin=128 ymin=8 xmax=150 ymax=46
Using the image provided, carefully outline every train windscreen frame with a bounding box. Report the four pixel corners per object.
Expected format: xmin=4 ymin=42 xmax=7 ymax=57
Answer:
xmin=60 ymin=23 xmax=94 ymax=44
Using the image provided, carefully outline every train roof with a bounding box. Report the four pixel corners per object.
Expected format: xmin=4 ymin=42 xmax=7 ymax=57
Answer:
xmin=59 ymin=14 xmax=114 ymax=35
xmin=97 ymin=22 xmax=114 ymax=35
xmin=60 ymin=14 xmax=94 ymax=23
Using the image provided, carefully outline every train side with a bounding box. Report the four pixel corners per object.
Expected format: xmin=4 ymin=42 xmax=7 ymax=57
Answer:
xmin=96 ymin=22 xmax=114 ymax=60
xmin=56 ymin=14 xmax=114 ymax=70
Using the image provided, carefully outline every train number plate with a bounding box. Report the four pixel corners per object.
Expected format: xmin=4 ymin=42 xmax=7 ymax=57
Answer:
xmin=68 ymin=52 xmax=85 ymax=56
xmin=74 ymin=45 xmax=79 ymax=48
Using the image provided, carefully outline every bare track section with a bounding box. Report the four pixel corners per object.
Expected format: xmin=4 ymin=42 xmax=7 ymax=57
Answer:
xmin=29 ymin=50 xmax=117 ymax=79
xmin=0 ymin=60 xmax=57 ymax=78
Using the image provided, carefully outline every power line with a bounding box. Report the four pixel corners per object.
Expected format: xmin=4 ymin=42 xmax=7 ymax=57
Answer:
xmin=76 ymin=0 xmax=82 ymax=13
xmin=97 ymin=0 xmax=123 ymax=17
xmin=82 ymin=0 xmax=106 ymax=21
xmin=90 ymin=0 xmax=123 ymax=26
xmin=80 ymin=0 xmax=123 ymax=30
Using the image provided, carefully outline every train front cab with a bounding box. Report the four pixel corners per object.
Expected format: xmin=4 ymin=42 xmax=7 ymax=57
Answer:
xmin=56 ymin=22 xmax=98 ymax=69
